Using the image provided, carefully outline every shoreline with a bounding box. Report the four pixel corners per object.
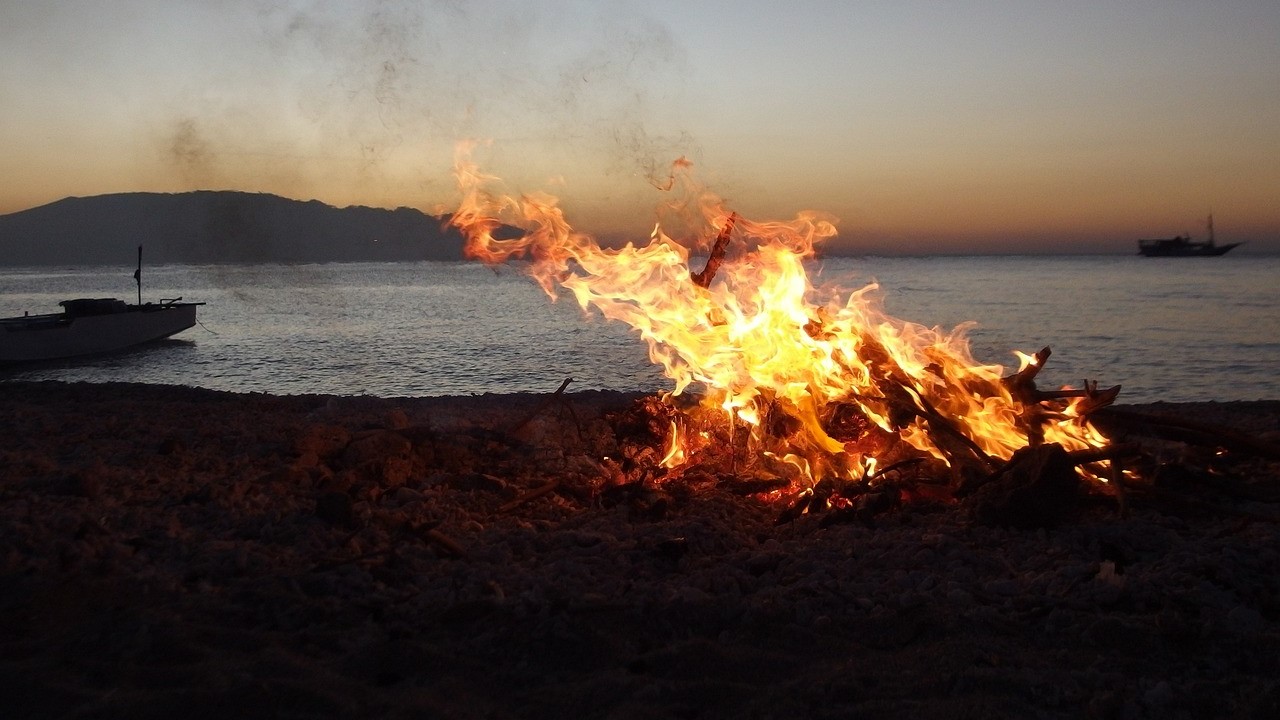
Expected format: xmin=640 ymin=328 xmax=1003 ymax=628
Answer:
xmin=5 ymin=376 xmax=1279 ymax=407
xmin=2 ymin=381 xmax=1277 ymax=718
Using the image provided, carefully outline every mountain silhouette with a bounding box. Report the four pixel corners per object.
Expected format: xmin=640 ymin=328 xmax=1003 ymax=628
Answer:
xmin=0 ymin=191 xmax=472 ymax=265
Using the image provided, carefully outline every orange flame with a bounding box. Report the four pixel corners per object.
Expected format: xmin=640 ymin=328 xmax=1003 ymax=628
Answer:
xmin=448 ymin=142 xmax=1108 ymax=488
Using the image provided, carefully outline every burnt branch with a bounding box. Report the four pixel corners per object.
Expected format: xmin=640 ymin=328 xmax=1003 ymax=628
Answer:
xmin=901 ymin=384 xmax=997 ymax=472
xmin=1034 ymin=381 xmax=1122 ymax=414
xmin=691 ymin=213 xmax=738 ymax=288
xmin=1002 ymin=346 xmax=1052 ymax=401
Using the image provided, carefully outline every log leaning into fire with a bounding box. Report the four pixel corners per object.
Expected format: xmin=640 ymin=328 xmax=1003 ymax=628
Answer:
xmin=1061 ymin=381 xmax=1123 ymax=416
xmin=1002 ymin=346 xmax=1052 ymax=400
xmin=1000 ymin=346 xmax=1121 ymax=412
xmin=900 ymin=385 xmax=997 ymax=472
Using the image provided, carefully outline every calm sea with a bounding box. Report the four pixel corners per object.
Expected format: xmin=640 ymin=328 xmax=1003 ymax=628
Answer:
xmin=2 ymin=256 xmax=1277 ymax=403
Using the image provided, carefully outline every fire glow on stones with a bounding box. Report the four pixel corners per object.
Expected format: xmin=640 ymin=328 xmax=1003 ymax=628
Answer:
xmin=447 ymin=141 xmax=1122 ymax=497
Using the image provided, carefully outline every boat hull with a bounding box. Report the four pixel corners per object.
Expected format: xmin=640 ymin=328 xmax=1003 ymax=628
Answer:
xmin=1137 ymin=216 xmax=1242 ymax=256
xmin=1137 ymin=241 xmax=1242 ymax=257
xmin=0 ymin=303 xmax=201 ymax=363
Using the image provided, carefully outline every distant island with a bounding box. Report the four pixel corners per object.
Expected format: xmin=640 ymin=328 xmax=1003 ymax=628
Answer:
xmin=0 ymin=191 xmax=473 ymax=265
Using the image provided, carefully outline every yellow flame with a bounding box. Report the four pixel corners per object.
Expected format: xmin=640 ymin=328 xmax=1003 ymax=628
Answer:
xmin=660 ymin=420 xmax=688 ymax=469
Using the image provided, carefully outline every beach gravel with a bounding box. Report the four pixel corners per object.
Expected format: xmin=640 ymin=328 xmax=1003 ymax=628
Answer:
xmin=1 ymin=381 xmax=1277 ymax=719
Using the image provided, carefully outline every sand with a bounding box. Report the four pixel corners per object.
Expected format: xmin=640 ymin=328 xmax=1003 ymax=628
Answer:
xmin=1 ymin=381 xmax=1278 ymax=719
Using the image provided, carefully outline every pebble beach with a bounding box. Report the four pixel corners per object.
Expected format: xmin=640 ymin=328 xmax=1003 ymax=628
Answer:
xmin=2 ymin=381 xmax=1278 ymax=719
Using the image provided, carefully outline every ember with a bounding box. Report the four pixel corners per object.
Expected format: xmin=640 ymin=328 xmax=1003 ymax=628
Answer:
xmin=448 ymin=142 xmax=1126 ymax=514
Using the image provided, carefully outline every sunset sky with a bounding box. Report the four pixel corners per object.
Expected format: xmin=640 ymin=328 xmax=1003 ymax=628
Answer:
xmin=2 ymin=0 xmax=1278 ymax=254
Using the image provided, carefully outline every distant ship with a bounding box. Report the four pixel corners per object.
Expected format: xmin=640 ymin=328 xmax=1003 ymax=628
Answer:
xmin=1138 ymin=215 xmax=1242 ymax=257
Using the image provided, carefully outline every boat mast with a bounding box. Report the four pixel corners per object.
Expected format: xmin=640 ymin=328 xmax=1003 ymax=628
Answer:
xmin=1206 ymin=214 xmax=1214 ymax=245
xmin=134 ymin=245 xmax=142 ymax=305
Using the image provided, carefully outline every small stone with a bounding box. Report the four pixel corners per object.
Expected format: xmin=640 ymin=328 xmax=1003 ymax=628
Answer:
xmin=342 ymin=430 xmax=411 ymax=468
xmin=294 ymin=424 xmax=351 ymax=459
xmin=1226 ymin=605 xmax=1263 ymax=635
xmin=1143 ymin=680 xmax=1175 ymax=709
xmin=984 ymin=579 xmax=1020 ymax=596
xmin=157 ymin=436 xmax=185 ymax=455
xmin=314 ymin=491 xmax=354 ymax=527
xmin=390 ymin=486 xmax=424 ymax=506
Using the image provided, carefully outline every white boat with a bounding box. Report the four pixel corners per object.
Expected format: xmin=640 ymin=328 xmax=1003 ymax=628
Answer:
xmin=1 ymin=246 xmax=204 ymax=364
xmin=1 ymin=297 xmax=204 ymax=364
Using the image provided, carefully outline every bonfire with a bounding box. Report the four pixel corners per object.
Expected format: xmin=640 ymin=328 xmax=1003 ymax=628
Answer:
xmin=446 ymin=142 xmax=1132 ymax=525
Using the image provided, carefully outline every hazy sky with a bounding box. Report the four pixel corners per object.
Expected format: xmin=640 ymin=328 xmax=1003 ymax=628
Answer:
xmin=3 ymin=0 xmax=1278 ymax=254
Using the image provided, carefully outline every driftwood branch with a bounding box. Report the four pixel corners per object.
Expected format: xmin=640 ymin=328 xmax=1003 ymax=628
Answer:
xmin=499 ymin=479 xmax=561 ymax=513
xmin=422 ymin=526 xmax=468 ymax=559
xmin=1035 ymin=381 xmax=1122 ymax=415
xmin=1094 ymin=407 xmax=1280 ymax=460
xmin=509 ymin=377 xmax=579 ymax=435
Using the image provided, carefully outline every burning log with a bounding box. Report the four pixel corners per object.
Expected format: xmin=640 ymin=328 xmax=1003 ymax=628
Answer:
xmin=998 ymin=343 xmax=1049 ymax=394
xmin=593 ymin=378 xmax=1265 ymax=528
xmin=1030 ymin=381 xmax=1122 ymax=408
xmin=1002 ymin=346 xmax=1052 ymax=402
xmin=900 ymin=385 xmax=997 ymax=472
xmin=1063 ymin=381 xmax=1123 ymax=416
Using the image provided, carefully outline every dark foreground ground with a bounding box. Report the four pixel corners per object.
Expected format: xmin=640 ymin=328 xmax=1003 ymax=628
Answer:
xmin=1 ymin=381 xmax=1277 ymax=719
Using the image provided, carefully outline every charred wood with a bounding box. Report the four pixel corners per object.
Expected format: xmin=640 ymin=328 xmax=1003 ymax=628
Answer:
xmin=690 ymin=213 xmax=738 ymax=288
xmin=818 ymin=488 xmax=901 ymax=527
xmin=1002 ymin=346 xmax=1052 ymax=401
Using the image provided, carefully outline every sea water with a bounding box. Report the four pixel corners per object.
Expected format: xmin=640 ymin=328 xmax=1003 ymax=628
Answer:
xmin=2 ymin=256 xmax=1277 ymax=403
